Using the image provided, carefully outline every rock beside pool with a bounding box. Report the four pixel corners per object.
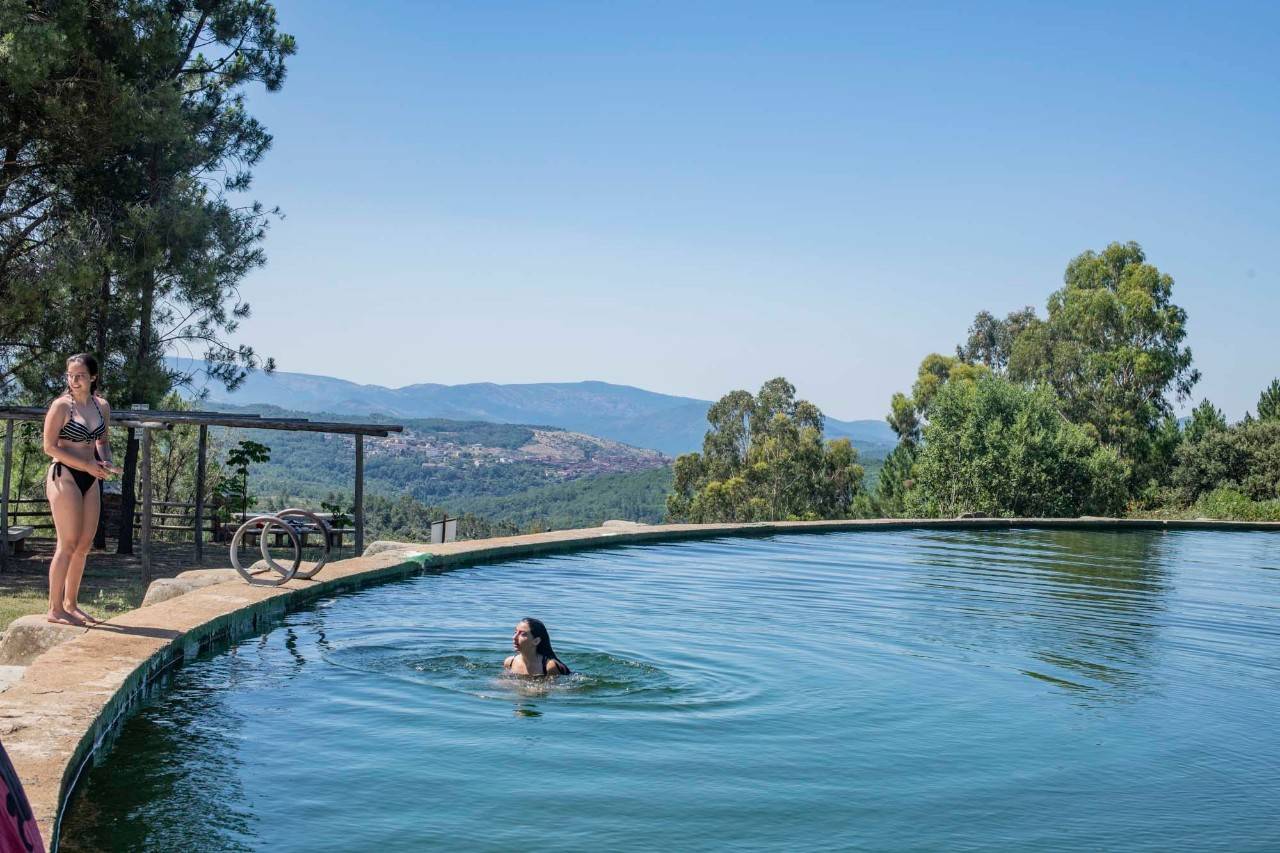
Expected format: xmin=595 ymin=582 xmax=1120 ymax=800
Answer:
xmin=140 ymin=569 xmax=242 ymax=607
xmin=363 ymin=540 xmax=428 ymax=557
xmin=0 ymin=615 xmax=87 ymax=666
xmin=602 ymin=520 xmax=651 ymax=530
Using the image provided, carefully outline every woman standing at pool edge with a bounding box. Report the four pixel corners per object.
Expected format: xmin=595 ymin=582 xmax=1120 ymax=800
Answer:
xmin=505 ymin=618 xmax=572 ymax=676
xmin=42 ymin=354 xmax=119 ymax=626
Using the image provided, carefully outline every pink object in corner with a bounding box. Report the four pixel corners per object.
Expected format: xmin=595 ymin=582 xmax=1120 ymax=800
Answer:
xmin=0 ymin=738 xmax=43 ymax=853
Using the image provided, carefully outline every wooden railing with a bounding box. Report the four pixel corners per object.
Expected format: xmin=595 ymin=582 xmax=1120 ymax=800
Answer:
xmin=6 ymin=497 xmax=354 ymax=548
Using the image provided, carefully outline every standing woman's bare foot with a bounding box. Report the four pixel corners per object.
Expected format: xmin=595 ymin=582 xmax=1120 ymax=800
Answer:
xmin=68 ymin=607 xmax=102 ymax=625
xmin=46 ymin=610 xmax=84 ymax=626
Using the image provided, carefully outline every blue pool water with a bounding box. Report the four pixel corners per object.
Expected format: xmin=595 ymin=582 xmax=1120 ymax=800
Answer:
xmin=60 ymin=530 xmax=1280 ymax=851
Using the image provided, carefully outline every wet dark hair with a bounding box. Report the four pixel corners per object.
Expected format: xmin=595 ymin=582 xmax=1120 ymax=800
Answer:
xmin=65 ymin=353 xmax=100 ymax=395
xmin=522 ymin=617 xmax=571 ymax=674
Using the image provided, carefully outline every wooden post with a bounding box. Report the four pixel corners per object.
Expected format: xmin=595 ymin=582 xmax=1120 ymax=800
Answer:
xmin=140 ymin=426 xmax=153 ymax=584
xmin=1 ymin=419 xmax=12 ymax=572
xmin=354 ymin=433 xmax=364 ymax=556
xmin=193 ymin=424 xmax=208 ymax=561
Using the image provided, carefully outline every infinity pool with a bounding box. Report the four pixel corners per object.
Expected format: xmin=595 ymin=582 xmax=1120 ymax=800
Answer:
xmin=61 ymin=530 xmax=1280 ymax=851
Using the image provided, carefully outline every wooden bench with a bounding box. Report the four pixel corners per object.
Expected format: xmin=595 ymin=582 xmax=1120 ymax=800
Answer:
xmin=239 ymin=522 xmax=354 ymax=551
xmin=3 ymin=526 xmax=34 ymax=557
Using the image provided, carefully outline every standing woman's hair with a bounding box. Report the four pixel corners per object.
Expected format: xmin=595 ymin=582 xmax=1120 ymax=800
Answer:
xmin=65 ymin=353 xmax=100 ymax=395
xmin=523 ymin=617 xmax=570 ymax=673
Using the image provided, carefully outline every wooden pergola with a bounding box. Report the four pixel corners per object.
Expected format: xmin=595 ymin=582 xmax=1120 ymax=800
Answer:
xmin=0 ymin=407 xmax=402 ymax=580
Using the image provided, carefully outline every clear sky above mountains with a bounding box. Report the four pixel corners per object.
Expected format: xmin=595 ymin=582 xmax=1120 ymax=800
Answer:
xmin=226 ymin=0 xmax=1279 ymax=421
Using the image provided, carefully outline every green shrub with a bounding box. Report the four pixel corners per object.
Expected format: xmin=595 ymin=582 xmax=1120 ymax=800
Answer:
xmin=1173 ymin=419 xmax=1280 ymax=503
xmin=1192 ymin=488 xmax=1280 ymax=522
xmin=907 ymin=377 xmax=1129 ymax=518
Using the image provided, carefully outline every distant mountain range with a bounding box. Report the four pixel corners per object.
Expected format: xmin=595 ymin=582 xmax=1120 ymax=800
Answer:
xmin=173 ymin=358 xmax=897 ymax=457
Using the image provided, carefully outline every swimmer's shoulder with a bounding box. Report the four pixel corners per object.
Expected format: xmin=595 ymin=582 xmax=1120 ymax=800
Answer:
xmin=503 ymin=655 xmax=515 ymax=670
xmin=546 ymin=658 xmax=570 ymax=676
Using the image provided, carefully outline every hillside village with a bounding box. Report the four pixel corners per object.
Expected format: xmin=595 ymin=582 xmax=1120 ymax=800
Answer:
xmin=324 ymin=425 xmax=670 ymax=481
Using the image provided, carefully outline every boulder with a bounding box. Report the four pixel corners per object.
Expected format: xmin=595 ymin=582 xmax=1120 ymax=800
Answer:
xmin=363 ymin=540 xmax=428 ymax=557
xmin=0 ymin=615 xmax=87 ymax=666
xmin=140 ymin=569 xmax=244 ymax=607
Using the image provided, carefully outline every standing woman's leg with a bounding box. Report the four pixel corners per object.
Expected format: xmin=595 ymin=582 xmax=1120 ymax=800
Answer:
xmin=64 ymin=480 xmax=100 ymax=622
xmin=45 ymin=467 xmax=85 ymax=625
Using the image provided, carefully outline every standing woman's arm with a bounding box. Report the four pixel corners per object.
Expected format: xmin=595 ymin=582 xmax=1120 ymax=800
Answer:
xmin=42 ymin=400 xmax=99 ymax=473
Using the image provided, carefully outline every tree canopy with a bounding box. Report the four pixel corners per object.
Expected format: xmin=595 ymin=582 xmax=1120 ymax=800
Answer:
xmin=876 ymin=241 xmax=1211 ymax=518
xmin=1004 ymin=242 xmax=1198 ymax=475
xmin=666 ymin=378 xmax=867 ymax=523
xmin=886 ymin=353 xmax=990 ymax=447
xmin=1257 ymin=379 xmax=1280 ymax=422
xmin=0 ymin=0 xmax=295 ymax=403
xmin=1172 ymin=419 xmax=1280 ymax=505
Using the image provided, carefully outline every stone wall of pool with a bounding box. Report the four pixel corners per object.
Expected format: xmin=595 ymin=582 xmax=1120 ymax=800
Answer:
xmin=2 ymin=517 xmax=1277 ymax=850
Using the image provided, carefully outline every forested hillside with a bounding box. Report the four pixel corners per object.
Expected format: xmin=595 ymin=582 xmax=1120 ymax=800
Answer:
xmin=198 ymin=404 xmax=674 ymax=530
xmin=451 ymin=468 xmax=674 ymax=528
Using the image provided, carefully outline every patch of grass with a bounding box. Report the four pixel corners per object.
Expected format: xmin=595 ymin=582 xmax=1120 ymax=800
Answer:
xmin=0 ymin=583 xmax=145 ymax=631
xmin=0 ymin=590 xmax=51 ymax=632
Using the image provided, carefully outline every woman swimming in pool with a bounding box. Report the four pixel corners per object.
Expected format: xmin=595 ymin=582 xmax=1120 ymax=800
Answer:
xmin=504 ymin=617 xmax=571 ymax=676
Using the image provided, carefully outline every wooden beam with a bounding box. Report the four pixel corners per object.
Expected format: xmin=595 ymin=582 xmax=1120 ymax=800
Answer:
xmin=140 ymin=427 xmax=153 ymax=585
xmin=0 ymin=406 xmax=400 ymax=436
xmin=194 ymin=424 xmax=208 ymax=561
xmin=354 ymin=433 xmax=364 ymax=556
xmin=1 ymin=419 xmax=12 ymax=572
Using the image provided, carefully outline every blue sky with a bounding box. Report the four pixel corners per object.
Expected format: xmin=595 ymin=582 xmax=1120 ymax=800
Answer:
xmin=225 ymin=0 xmax=1279 ymax=421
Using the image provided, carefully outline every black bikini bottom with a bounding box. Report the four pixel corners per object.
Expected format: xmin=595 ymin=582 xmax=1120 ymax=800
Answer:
xmin=51 ymin=452 xmax=101 ymax=497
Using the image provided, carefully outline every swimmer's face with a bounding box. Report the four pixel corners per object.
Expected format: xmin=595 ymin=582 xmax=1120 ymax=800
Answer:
xmin=512 ymin=621 xmax=540 ymax=654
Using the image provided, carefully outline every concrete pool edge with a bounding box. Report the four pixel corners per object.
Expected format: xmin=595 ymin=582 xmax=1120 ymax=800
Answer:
xmin=6 ymin=517 xmax=1277 ymax=849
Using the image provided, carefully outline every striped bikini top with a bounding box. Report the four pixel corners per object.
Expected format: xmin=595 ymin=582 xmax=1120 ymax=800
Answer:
xmin=57 ymin=396 xmax=106 ymax=443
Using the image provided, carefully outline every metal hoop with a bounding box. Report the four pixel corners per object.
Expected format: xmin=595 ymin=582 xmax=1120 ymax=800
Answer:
xmin=275 ymin=508 xmax=333 ymax=579
xmin=257 ymin=518 xmax=301 ymax=578
xmin=231 ymin=515 xmax=301 ymax=586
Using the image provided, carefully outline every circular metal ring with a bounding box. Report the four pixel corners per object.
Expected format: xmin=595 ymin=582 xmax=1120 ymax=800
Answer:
xmin=275 ymin=508 xmax=333 ymax=579
xmin=231 ymin=515 xmax=301 ymax=586
xmin=256 ymin=515 xmax=303 ymax=579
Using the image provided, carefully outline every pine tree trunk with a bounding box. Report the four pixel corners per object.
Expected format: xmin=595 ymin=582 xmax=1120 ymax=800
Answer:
xmin=116 ymin=429 xmax=137 ymax=554
xmin=116 ymin=246 xmax=157 ymax=555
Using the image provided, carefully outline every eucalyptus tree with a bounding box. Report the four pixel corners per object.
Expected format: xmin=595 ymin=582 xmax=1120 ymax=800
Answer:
xmin=1006 ymin=242 xmax=1198 ymax=477
xmin=955 ymin=306 xmax=1037 ymax=373
xmin=886 ymin=353 xmax=990 ymax=447
xmin=666 ymin=378 xmax=866 ymax=523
